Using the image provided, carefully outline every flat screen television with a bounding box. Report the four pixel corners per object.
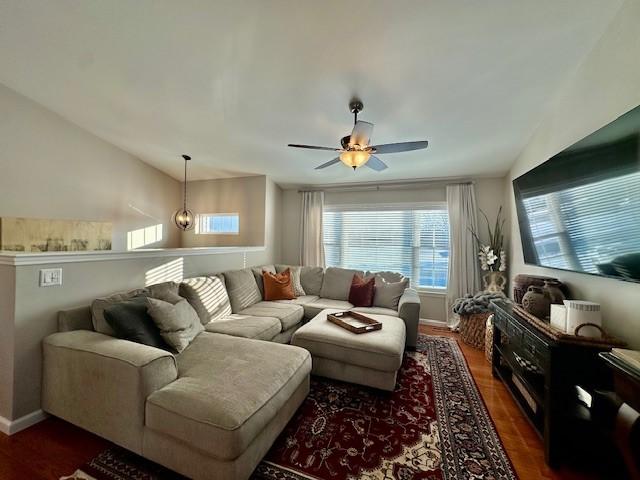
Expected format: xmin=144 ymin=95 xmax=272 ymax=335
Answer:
xmin=513 ymin=105 xmax=640 ymax=284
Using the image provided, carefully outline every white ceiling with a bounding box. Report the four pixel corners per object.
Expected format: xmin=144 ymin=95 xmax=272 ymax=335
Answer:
xmin=0 ymin=1 xmax=625 ymax=186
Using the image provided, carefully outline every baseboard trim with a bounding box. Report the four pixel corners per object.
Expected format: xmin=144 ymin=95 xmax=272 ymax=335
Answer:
xmin=419 ymin=318 xmax=448 ymax=327
xmin=0 ymin=409 xmax=47 ymax=435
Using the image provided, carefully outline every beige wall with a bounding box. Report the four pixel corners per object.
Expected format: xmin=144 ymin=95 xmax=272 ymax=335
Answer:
xmin=506 ymin=0 xmax=640 ymax=348
xmin=281 ymin=177 xmax=507 ymax=322
xmin=180 ymin=176 xmax=267 ymax=248
xmin=0 ymin=83 xmax=182 ymax=251
xmin=3 ymin=177 xmax=283 ymax=422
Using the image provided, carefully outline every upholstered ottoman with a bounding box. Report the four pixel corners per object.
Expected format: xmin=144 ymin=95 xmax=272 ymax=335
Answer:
xmin=291 ymin=309 xmax=406 ymax=391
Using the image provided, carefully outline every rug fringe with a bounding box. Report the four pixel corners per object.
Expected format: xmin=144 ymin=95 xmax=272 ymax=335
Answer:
xmin=60 ymin=469 xmax=97 ymax=480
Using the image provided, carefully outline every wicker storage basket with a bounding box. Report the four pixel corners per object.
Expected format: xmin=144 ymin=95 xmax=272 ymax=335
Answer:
xmin=459 ymin=312 xmax=492 ymax=349
xmin=485 ymin=314 xmax=494 ymax=363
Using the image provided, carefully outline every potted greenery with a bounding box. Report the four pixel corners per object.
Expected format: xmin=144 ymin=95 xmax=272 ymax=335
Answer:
xmin=470 ymin=206 xmax=507 ymax=292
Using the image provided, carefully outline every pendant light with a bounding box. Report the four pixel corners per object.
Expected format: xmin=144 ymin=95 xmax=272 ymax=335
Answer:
xmin=172 ymin=154 xmax=195 ymax=231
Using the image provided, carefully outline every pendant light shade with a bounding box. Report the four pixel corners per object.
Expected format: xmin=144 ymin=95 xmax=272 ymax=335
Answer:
xmin=173 ymin=154 xmax=195 ymax=231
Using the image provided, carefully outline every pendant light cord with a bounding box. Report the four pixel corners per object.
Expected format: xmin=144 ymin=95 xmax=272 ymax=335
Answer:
xmin=183 ymin=158 xmax=188 ymax=211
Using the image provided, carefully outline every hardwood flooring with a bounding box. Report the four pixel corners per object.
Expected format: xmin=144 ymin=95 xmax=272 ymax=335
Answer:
xmin=0 ymin=328 xmax=594 ymax=480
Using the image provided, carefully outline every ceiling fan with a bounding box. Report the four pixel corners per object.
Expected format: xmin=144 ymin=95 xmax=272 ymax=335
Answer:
xmin=288 ymin=98 xmax=429 ymax=171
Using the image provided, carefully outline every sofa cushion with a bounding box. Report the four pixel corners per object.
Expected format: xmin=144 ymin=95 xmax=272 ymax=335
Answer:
xmin=302 ymin=298 xmax=353 ymax=318
xmin=204 ymin=315 xmax=281 ymax=341
xmin=222 ymin=269 xmax=262 ymax=313
xmin=91 ymin=281 xmax=180 ymax=336
xmin=103 ymin=296 xmax=171 ymax=351
xmin=251 ymin=265 xmax=276 ymax=298
xmin=274 ymin=295 xmax=319 ymax=306
xmin=277 ymin=265 xmax=323 ymax=296
xmin=239 ymin=301 xmax=304 ymax=331
xmin=146 ymin=332 xmax=311 ymax=461
xmin=147 ymin=298 xmax=204 ymax=353
xmin=319 ymin=267 xmax=363 ymax=301
xmin=180 ymin=276 xmax=232 ymax=325
xmin=263 ymin=269 xmax=295 ymax=301
xmin=372 ymin=276 xmax=409 ymax=310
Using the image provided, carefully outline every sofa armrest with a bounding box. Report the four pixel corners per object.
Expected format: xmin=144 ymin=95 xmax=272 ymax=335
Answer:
xmin=398 ymin=288 xmax=420 ymax=348
xmin=42 ymin=331 xmax=177 ymax=453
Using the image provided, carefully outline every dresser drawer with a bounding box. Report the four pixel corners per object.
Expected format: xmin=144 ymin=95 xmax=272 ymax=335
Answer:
xmin=522 ymin=332 xmax=549 ymax=370
xmin=506 ymin=319 xmax=524 ymax=347
xmin=494 ymin=311 xmax=507 ymax=331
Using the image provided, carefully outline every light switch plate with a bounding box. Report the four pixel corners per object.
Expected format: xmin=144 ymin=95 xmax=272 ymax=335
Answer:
xmin=39 ymin=268 xmax=63 ymax=287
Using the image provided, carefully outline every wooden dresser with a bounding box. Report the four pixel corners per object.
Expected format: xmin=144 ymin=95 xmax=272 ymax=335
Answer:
xmin=491 ymin=300 xmax=615 ymax=467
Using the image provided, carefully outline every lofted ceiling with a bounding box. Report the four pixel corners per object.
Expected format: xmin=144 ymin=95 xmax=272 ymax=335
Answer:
xmin=0 ymin=1 xmax=625 ymax=185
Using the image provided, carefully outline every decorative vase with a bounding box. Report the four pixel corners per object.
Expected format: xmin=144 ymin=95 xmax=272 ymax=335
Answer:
xmin=522 ymin=285 xmax=551 ymax=319
xmin=483 ymin=271 xmax=506 ymax=293
xmin=543 ymin=279 xmax=566 ymax=304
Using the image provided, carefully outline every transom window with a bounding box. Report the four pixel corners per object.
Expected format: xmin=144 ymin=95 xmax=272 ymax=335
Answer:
xmin=195 ymin=213 xmax=240 ymax=235
xmin=323 ymin=203 xmax=450 ymax=289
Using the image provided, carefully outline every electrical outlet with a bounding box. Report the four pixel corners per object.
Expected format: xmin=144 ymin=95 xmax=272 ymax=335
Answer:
xmin=39 ymin=268 xmax=63 ymax=287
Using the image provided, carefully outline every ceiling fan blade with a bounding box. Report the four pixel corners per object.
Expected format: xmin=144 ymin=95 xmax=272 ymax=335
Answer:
xmin=371 ymin=140 xmax=429 ymax=154
xmin=315 ymin=157 xmax=341 ymax=170
xmin=349 ymin=121 xmax=374 ymax=147
xmin=288 ymin=144 xmax=340 ymax=152
xmin=365 ymin=155 xmax=388 ymax=171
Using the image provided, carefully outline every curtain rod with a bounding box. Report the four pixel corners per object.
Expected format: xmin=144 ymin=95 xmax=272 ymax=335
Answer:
xmin=298 ymin=178 xmax=474 ymax=193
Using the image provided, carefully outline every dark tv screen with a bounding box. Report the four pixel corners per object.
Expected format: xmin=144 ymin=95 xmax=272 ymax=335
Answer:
xmin=513 ymin=105 xmax=640 ymax=283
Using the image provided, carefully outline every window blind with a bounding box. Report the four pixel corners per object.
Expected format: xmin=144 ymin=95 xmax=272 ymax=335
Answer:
xmin=323 ymin=203 xmax=450 ymax=289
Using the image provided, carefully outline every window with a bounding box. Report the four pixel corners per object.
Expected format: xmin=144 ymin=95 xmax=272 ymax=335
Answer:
xmin=323 ymin=204 xmax=450 ymax=289
xmin=195 ymin=213 xmax=240 ymax=235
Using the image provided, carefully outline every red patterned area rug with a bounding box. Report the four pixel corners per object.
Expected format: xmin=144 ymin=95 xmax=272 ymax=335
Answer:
xmin=63 ymin=335 xmax=517 ymax=480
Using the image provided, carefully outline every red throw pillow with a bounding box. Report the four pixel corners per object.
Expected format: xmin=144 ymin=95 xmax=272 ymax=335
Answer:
xmin=348 ymin=274 xmax=375 ymax=307
xmin=263 ymin=268 xmax=296 ymax=301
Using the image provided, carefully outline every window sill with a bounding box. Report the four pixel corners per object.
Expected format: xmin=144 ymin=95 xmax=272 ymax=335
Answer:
xmin=416 ymin=288 xmax=448 ymax=296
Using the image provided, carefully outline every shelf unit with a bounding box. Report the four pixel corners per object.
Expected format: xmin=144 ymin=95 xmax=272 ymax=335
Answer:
xmin=491 ymin=300 xmax=614 ymax=467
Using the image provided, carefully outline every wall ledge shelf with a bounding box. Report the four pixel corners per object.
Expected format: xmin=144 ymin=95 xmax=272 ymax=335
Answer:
xmin=0 ymin=246 xmax=266 ymax=266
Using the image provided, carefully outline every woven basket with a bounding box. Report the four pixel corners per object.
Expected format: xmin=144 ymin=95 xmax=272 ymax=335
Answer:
xmin=485 ymin=314 xmax=494 ymax=363
xmin=459 ymin=312 xmax=492 ymax=349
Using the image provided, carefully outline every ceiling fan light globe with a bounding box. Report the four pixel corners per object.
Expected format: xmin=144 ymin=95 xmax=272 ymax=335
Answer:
xmin=339 ymin=150 xmax=370 ymax=169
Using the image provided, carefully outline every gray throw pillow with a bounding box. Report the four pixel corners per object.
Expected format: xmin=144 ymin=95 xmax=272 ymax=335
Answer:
xmin=372 ymin=276 xmax=409 ymax=310
xmin=91 ymin=281 xmax=182 ymax=336
xmin=146 ymin=298 xmax=204 ymax=353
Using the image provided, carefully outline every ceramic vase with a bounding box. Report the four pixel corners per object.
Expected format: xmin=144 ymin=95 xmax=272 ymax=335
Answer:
xmin=483 ymin=271 xmax=506 ymax=293
xmin=522 ymin=285 xmax=552 ymax=319
xmin=543 ymin=279 xmax=566 ymax=304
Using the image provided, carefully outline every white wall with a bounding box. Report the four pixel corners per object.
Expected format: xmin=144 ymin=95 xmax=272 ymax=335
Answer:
xmin=180 ymin=176 xmax=267 ymax=248
xmin=0 ymin=83 xmax=182 ymax=251
xmin=506 ymin=0 xmax=640 ymax=348
xmin=281 ymin=177 xmax=507 ymax=321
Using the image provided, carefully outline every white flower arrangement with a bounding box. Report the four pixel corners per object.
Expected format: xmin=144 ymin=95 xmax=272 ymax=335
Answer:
xmin=470 ymin=207 xmax=507 ymax=272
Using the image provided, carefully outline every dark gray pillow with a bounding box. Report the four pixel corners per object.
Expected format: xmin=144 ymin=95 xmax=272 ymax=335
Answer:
xmin=104 ymin=297 xmax=172 ymax=351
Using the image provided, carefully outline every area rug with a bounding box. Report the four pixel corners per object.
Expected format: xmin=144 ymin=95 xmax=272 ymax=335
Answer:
xmin=63 ymin=335 xmax=517 ymax=480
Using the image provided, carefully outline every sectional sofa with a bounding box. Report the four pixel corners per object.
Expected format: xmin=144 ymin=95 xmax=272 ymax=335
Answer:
xmin=42 ymin=265 xmax=420 ymax=480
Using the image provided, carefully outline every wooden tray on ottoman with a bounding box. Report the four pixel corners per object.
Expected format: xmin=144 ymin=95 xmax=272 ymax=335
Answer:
xmin=327 ymin=311 xmax=383 ymax=334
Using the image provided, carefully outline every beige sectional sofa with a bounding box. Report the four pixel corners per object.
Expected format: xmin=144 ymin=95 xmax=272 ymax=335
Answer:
xmin=42 ymin=264 xmax=420 ymax=480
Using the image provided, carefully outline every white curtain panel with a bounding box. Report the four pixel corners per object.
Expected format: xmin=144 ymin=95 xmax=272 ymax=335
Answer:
xmin=446 ymin=183 xmax=481 ymax=328
xmin=299 ymin=191 xmax=326 ymax=267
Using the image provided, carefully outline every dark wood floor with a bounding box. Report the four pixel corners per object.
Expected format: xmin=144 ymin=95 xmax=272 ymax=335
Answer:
xmin=0 ymin=328 xmax=594 ymax=480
